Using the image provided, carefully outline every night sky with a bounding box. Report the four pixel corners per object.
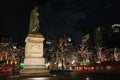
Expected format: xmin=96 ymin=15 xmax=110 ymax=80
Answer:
xmin=0 ymin=0 xmax=120 ymax=45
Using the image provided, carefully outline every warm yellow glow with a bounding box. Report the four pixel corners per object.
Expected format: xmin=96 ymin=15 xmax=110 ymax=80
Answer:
xmin=96 ymin=60 xmax=101 ymax=63
xmin=11 ymin=61 xmax=13 ymax=64
xmin=6 ymin=60 xmax=9 ymax=64
xmin=83 ymin=58 xmax=86 ymax=62
xmin=58 ymin=63 xmax=62 ymax=67
xmin=0 ymin=56 xmax=2 ymax=61
xmin=86 ymin=77 xmax=90 ymax=80
xmin=27 ymin=77 xmax=50 ymax=80
xmin=15 ymin=61 xmax=17 ymax=64
xmin=86 ymin=59 xmax=90 ymax=62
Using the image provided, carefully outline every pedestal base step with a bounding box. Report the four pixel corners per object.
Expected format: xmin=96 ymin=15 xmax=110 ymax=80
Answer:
xmin=20 ymin=68 xmax=50 ymax=77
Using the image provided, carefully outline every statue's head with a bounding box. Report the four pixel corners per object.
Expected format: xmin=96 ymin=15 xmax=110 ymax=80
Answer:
xmin=34 ymin=6 xmax=38 ymax=10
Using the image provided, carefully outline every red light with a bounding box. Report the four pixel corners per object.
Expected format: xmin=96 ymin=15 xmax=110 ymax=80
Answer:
xmin=79 ymin=66 xmax=83 ymax=71
xmin=91 ymin=66 xmax=94 ymax=70
xmin=84 ymin=66 xmax=88 ymax=70
xmin=104 ymin=58 xmax=111 ymax=61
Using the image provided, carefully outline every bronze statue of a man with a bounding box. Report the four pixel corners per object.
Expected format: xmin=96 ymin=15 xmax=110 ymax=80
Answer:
xmin=29 ymin=7 xmax=39 ymax=34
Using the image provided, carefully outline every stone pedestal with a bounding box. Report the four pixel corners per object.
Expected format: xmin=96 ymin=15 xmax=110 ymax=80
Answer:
xmin=20 ymin=34 xmax=50 ymax=77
